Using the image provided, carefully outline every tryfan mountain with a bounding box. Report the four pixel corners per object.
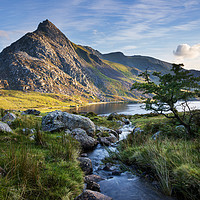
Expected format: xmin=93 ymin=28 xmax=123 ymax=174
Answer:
xmin=0 ymin=19 xmax=191 ymax=102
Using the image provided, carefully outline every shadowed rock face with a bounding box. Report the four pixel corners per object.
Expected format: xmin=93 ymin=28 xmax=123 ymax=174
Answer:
xmin=0 ymin=20 xmax=100 ymax=98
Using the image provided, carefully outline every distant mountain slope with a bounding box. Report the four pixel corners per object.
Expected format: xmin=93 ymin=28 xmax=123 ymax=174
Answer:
xmin=0 ymin=19 xmax=198 ymax=102
xmin=102 ymin=52 xmax=172 ymax=76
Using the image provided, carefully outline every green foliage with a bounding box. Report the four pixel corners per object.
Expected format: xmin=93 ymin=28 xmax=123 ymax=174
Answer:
xmin=0 ymin=114 xmax=84 ymax=199
xmin=132 ymin=64 xmax=200 ymax=136
xmin=113 ymin=115 xmax=200 ymax=199
xmin=10 ymin=114 xmax=42 ymax=130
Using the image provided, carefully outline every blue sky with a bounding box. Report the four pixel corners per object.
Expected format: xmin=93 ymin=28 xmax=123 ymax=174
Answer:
xmin=0 ymin=0 xmax=200 ymax=70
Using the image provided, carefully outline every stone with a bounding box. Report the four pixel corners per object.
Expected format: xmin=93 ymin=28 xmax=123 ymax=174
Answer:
xmin=106 ymin=134 xmax=117 ymax=143
xmin=81 ymin=153 xmax=88 ymax=157
xmin=22 ymin=109 xmax=41 ymax=116
xmin=121 ymin=117 xmax=130 ymax=125
xmin=78 ymin=157 xmax=93 ymax=175
xmin=75 ymin=190 xmax=112 ymax=200
xmin=22 ymin=128 xmax=35 ymax=135
xmin=98 ymin=137 xmax=111 ymax=146
xmin=109 ymin=130 xmax=119 ymax=139
xmin=2 ymin=113 xmax=17 ymax=123
xmin=0 ymin=122 xmax=13 ymax=133
xmin=86 ymin=181 xmax=101 ymax=192
xmin=107 ymin=112 xmax=119 ymax=121
xmin=115 ymin=120 xmax=124 ymax=126
xmin=115 ymin=129 xmax=122 ymax=135
xmin=103 ymin=163 xmax=113 ymax=171
xmin=96 ymin=126 xmax=111 ymax=132
xmin=72 ymin=128 xmax=98 ymax=150
xmin=112 ymin=170 xmax=121 ymax=176
xmin=84 ymin=175 xmax=104 ymax=183
xmin=42 ymin=110 xmax=96 ymax=136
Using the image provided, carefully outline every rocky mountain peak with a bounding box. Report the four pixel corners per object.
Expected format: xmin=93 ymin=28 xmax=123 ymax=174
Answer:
xmin=36 ymin=19 xmax=58 ymax=32
xmin=35 ymin=19 xmax=69 ymax=44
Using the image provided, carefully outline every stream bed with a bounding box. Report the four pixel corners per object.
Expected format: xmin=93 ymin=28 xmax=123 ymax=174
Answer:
xmin=87 ymin=124 xmax=175 ymax=200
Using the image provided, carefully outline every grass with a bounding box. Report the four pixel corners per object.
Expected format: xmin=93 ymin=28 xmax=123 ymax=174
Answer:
xmin=0 ymin=108 xmax=123 ymax=199
xmin=0 ymin=113 xmax=84 ymax=200
xmin=0 ymin=90 xmax=97 ymax=112
xmin=109 ymin=114 xmax=200 ymax=200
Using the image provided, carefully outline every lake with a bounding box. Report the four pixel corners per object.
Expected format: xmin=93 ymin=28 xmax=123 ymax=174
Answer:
xmin=68 ymin=101 xmax=200 ymax=115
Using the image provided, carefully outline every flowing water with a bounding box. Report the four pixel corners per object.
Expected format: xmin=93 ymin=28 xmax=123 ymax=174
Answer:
xmin=77 ymin=101 xmax=200 ymax=199
xmin=87 ymin=124 xmax=175 ymax=200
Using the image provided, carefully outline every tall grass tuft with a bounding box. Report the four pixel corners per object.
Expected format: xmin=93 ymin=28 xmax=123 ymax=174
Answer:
xmin=114 ymin=115 xmax=200 ymax=200
xmin=0 ymin=143 xmax=42 ymax=199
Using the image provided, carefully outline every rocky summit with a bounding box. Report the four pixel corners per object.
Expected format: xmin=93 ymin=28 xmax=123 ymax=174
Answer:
xmin=0 ymin=19 xmax=174 ymax=101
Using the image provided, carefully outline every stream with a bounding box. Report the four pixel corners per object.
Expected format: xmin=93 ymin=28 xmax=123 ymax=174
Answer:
xmin=74 ymin=101 xmax=200 ymax=199
xmin=87 ymin=124 xmax=175 ymax=200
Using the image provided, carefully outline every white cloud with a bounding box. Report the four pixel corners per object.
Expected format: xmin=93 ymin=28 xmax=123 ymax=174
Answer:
xmin=173 ymin=44 xmax=200 ymax=59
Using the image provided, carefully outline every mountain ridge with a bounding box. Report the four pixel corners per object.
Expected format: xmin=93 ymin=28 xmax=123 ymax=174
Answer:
xmin=0 ymin=19 xmax=197 ymax=102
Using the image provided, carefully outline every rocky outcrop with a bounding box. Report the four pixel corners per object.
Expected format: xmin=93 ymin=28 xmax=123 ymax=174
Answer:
xmin=2 ymin=113 xmax=17 ymax=124
xmin=21 ymin=109 xmax=40 ymax=115
xmin=42 ymin=110 xmax=96 ymax=136
xmin=75 ymin=190 xmax=112 ymax=200
xmin=0 ymin=122 xmax=13 ymax=133
xmin=78 ymin=157 xmax=93 ymax=175
xmin=71 ymin=128 xmax=98 ymax=150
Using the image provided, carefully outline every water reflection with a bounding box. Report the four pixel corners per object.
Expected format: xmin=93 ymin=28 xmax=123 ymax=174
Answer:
xmin=67 ymin=101 xmax=200 ymax=115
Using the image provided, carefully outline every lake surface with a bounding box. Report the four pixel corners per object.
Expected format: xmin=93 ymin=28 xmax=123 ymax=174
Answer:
xmin=69 ymin=101 xmax=200 ymax=115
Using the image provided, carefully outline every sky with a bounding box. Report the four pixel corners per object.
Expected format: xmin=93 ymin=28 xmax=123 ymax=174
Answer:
xmin=0 ymin=0 xmax=200 ymax=70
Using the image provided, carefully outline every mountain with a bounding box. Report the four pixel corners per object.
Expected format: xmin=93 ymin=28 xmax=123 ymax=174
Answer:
xmin=0 ymin=19 xmax=187 ymax=102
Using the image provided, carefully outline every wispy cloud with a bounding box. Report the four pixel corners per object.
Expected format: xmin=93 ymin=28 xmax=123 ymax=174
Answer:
xmin=0 ymin=0 xmax=200 ymax=70
xmin=0 ymin=30 xmax=9 ymax=39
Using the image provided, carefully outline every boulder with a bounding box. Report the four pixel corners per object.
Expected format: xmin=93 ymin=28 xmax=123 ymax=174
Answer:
xmin=75 ymin=190 xmax=112 ymax=200
xmin=78 ymin=157 xmax=93 ymax=175
xmin=96 ymin=126 xmax=111 ymax=132
xmin=121 ymin=117 xmax=130 ymax=125
xmin=98 ymin=133 xmax=117 ymax=146
xmin=42 ymin=110 xmax=95 ymax=136
xmin=0 ymin=122 xmax=13 ymax=133
xmin=86 ymin=181 xmax=101 ymax=192
xmin=107 ymin=112 xmax=119 ymax=121
xmin=109 ymin=130 xmax=119 ymax=139
xmin=84 ymin=175 xmax=104 ymax=183
xmin=2 ymin=113 xmax=17 ymax=123
xmin=98 ymin=137 xmax=111 ymax=146
xmin=72 ymin=128 xmax=98 ymax=150
xmin=22 ymin=109 xmax=41 ymax=116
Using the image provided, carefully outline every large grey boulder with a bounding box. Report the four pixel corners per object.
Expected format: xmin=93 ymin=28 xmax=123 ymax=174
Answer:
xmin=0 ymin=122 xmax=13 ymax=133
xmin=75 ymin=190 xmax=112 ymax=200
xmin=42 ymin=110 xmax=96 ymax=136
xmin=2 ymin=113 xmax=17 ymax=124
xmin=71 ymin=128 xmax=98 ymax=150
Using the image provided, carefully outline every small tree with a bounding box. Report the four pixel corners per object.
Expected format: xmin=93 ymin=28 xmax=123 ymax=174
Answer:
xmin=131 ymin=64 xmax=200 ymax=136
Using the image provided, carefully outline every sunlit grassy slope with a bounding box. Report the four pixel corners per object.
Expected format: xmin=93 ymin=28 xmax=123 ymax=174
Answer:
xmin=0 ymin=90 xmax=98 ymax=112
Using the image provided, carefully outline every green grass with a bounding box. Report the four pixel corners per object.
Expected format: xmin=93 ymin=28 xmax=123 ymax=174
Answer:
xmin=0 ymin=114 xmax=84 ymax=200
xmin=110 ymin=114 xmax=200 ymax=200
xmin=0 ymin=90 xmax=97 ymax=112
